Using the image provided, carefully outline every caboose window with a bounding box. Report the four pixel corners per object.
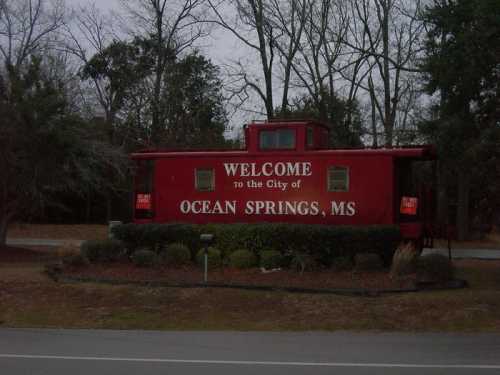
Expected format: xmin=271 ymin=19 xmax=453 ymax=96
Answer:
xmin=306 ymin=127 xmax=314 ymax=147
xmin=328 ymin=166 xmax=349 ymax=192
xmin=135 ymin=159 xmax=154 ymax=193
xmin=134 ymin=159 xmax=155 ymax=218
xmin=195 ymin=168 xmax=214 ymax=191
xmin=259 ymin=129 xmax=296 ymax=149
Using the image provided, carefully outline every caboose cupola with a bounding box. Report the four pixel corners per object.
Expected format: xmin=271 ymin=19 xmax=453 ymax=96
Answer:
xmin=244 ymin=119 xmax=330 ymax=152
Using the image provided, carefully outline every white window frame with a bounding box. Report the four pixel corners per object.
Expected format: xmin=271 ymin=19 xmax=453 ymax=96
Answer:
xmin=327 ymin=166 xmax=349 ymax=192
xmin=195 ymin=168 xmax=215 ymax=192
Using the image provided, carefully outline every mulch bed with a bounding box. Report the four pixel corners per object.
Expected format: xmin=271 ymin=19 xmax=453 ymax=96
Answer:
xmin=0 ymin=246 xmax=57 ymax=263
xmin=62 ymin=262 xmax=416 ymax=291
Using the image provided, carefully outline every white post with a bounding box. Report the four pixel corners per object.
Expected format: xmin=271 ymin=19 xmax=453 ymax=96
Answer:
xmin=204 ymin=248 xmax=208 ymax=283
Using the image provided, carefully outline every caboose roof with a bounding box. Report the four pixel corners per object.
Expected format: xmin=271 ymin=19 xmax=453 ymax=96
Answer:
xmin=132 ymin=119 xmax=436 ymax=160
xmin=131 ymin=145 xmax=436 ymax=160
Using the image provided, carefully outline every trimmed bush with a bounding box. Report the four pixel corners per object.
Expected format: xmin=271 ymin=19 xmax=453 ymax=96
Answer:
xmin=113 ymin=223 xmax=201 ymax=254
xmin=390 ymin=242 xmax=418 ymax=278
xmin=161 ymin=243 xmax=191 ymax=266
xmin=131 ymin=249 xmax=158 ymax=267
xmin=331 ymin=256 xmax=353 ymax=271
xmin=260 ymin=250 xmax=283 ymax=269
xmin=354 ymin=253 xmax=384 ymax=271
xmin=111 ymin=223 xmax=145 ymax=254
xmin=112 ymin=223 xmax=400 ymax=267
xmin=196 ymin=247 xmax=222 ymax=268
xmin=229 ymin=249 xmax=257 ymax=269
xmin=417 ymin=254 xmax=453 ymax=283
xmin=80 ymin=239 xmax=124 ymax=263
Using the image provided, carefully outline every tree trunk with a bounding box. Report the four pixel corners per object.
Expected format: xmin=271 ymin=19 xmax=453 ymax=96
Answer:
xmin=106 ymin=193 xmax=112 ymax=223
xmin=251 ymin=0 xmax=274 ymax=119
xmin=264 ymin=67 xmax=274 ymax=119
xmin=456 ymin=169 xmax=470 ymax=241
xmin=281 ymin=60 xmax=292 ymax=114
xmin=86 ymin=188 xmax=92 ymax=224
xmin=369 ymin=78 xmax=378 ymax=147
xmin=0 ymin=216 xmax=9 ymax=249
xmin=381 ymin=0 xmax=393 ymax=147
xmin=436 ymin=161 xmax=448 ymax=227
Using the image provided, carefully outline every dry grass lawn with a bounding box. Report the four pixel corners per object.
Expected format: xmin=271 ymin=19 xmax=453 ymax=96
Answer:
xmin=2 ymin=224 xmax=500 ymax=331
xmin=7 ymin=224 xmax=108 ymax=241
xmin=1 ymin=247 xmax=500 ymax=332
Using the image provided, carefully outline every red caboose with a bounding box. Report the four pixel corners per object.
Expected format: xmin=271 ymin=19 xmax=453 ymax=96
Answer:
xmin=132 ymin=120 xmax=436 ymax=246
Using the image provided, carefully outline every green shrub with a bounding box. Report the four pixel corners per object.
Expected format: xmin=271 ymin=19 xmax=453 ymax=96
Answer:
xmin=140 ymin=224 xmax=165 ymax=252
xmin=260 ymin=250 xmax=283 ymax=269
xmin=111 ymin=223 xmax=144 ymax=254
xmin=80 ymin=239 xmax=124 ymax=263
xmin=354 ymin=253 xmax=384 ymax=271
xmin=417 ymin=254 xmax=453 ymax=283
xmin=113 ymin=223 xmax=201 ymax=254
xmin=390 ymin=242 xmax=418 ymax=278
xmin=331 ymin=256 xmax=353 ymax=271
xmin=131 ymin=249 xmax=158 ymax=267
xmin=229 ymin=249 xmax=257 ymax=269
xmin=196 ymin=247 xmax=222 ymax=268
xmin=62 ymin=254 xmax=90 ymax=268
xmin=112 ymin=223 xmax=400 ymax=268
xmin=161 ymin=243 xmax=191 ymax=266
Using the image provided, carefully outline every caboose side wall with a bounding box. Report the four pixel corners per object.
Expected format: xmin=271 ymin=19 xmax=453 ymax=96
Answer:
xmin=143 ymin=152 xmax=395 ymax=226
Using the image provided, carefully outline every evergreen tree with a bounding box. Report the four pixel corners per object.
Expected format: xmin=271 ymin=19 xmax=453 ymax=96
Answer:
xmin=0 ymin=58 xmax=127 ymax=247
xmin=83 ymin=39 xmax=229 ymax=149
xmin=160 ymin=52 xmax=228 ymax=149
xmin=421 ymin=0 xmax=500 ymax=239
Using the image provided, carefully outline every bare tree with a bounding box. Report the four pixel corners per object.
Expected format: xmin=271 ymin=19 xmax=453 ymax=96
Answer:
xmin=0 ymin=0 xmax=65 ymax=68
xmin=64 ymin=4 xmax=118 ymax=128
xmin=393 ymin=77 xmax=423 ymax=145
xmin=270 ymin=0 xmax=368 ymax=145
xmin=172 ymin=0 xmax=426 ymax=147
xmin=345 ymin=0 xmax=424 ymax=146
xmin=267 ymin=0 xmax=308 ymax=114
xmin=208 ymin=0 xmax=277 ymax=119
xmin=207 ymin=0 xmax=363 ymax=131
xmin=120 ymin=0 xmax=207 ymax=145
xmin=339 ymin=0 xmax=375 ymax=135
xmin=289 ymin=0 xmax=350 ymax=119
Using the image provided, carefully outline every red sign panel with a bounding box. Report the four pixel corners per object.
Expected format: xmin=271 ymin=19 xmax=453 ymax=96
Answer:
xmin=136 ymin=193 xmax=152 ymax=210
xmin=400 ymin=196 xmax=418 ymax=215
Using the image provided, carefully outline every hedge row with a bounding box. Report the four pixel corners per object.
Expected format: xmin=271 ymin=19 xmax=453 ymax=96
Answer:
xmin=112 ymin=223 xmax=400 ymax=267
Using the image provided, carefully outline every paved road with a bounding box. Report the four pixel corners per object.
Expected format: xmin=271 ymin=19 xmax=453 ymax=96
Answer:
xmin=422 ymin=248 xmax=500 ymax=259
xmin=1 ymin=329 xmax=500 ymax=374
xmin=6 ymin=238 xmax=84 ymax=247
